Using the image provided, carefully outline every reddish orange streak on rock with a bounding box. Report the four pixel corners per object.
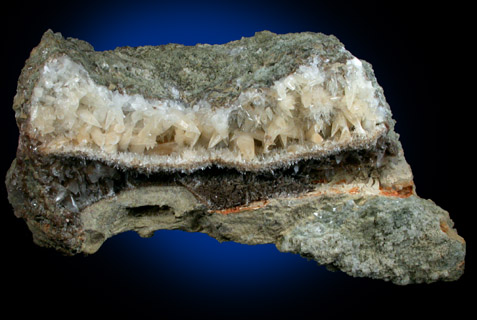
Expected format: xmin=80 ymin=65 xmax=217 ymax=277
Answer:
xmin=348 ymin=187 xmax=360 ymax=194
xmin=216 ymin=182 xmax=415 ymax=215
xmin=213 ymin=200 xmax=270 ymax=215
xmin=379 ymin=184 xmax=414 ymax=198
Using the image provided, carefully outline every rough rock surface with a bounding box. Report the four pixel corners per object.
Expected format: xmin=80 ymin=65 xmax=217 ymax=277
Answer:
xmin=6 ymin=30 xmax=465 ymax=285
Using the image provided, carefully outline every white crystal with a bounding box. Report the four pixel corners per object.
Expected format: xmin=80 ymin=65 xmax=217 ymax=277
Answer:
xmin=29 ymin=55 xmax=385 ymax=169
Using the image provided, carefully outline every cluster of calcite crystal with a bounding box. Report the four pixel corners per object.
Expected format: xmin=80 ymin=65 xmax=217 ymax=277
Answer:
xmin=30 ymin=54 xmax=385 ymax=168
xmin=6 ymin=30 xmax=465 ymax=285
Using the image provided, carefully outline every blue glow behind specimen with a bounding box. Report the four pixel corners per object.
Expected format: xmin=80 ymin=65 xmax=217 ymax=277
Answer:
xmin=56 ymin=0 xmax=335 ymax=295
xmin=64 ymin=0 xmax=327 ymax=50
xmin=105 ymin=230 xmax=332 ymax=301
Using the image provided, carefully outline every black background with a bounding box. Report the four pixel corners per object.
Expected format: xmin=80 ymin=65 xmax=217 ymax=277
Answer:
xmin=1 ymin=1 xmax=472 ymax=318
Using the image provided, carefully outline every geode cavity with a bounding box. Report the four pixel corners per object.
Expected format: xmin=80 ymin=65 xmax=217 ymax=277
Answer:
xmin=6 ymin=30 xmax=465 ymax=284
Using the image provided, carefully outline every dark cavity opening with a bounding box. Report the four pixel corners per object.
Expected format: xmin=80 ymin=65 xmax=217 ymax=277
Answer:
xmin=127 ymin=205 xmax=172 ymax=217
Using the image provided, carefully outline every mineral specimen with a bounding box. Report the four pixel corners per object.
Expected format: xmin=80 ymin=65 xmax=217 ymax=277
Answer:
xmin=6 ymin=30 xmax=465 ymax=284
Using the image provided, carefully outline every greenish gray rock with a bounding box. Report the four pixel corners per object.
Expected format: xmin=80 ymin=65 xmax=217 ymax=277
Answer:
xmin=5 ymin=30 xmax=465 ymax=285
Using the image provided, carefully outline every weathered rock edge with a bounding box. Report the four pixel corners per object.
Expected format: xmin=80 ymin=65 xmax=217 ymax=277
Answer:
xmin=5 ymin=30 xmax=465 ymax=285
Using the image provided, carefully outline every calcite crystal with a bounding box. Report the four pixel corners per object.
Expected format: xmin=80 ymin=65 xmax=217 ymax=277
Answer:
xmin=6 ymin=30 xmax=465 ymax=284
